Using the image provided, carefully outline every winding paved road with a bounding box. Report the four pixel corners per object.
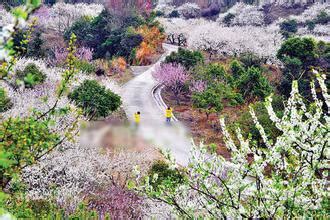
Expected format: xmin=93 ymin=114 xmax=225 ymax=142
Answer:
xmin=121 ymin=44 xmax=192 ymax=166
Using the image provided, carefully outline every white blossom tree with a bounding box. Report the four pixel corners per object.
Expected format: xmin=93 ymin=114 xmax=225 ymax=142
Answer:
xmin=218 ymin=3 xmax=265 ymax=26
xmin=134 ymin=72 xmax=329 ymax=218
xmin=40 ymin=3 xmax=104 ymax=33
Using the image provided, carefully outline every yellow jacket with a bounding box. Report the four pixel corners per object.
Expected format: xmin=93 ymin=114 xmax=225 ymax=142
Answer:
xmin=165 ymin=108 xmax=173 ymax=118
xmin=134 ymin=113 xmax=140 ymax=123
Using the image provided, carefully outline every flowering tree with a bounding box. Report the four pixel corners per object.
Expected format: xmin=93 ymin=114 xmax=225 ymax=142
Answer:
xmin=177 ymin=3 xmax=201 ymax=19
xmin=218 ymin=3 xmax=265 ymax=26
xmin=153 ymin=63 xmax=189 ymax=104
xmin=134 ymin=72 xmax=329 ymax=218
xmin=42 ymin=3 xmax=104 ymax=33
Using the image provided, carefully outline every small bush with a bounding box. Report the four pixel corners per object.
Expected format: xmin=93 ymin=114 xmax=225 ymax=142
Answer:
xmin=148 ymin=160 xmax=184 ymax=190
xmin=16 ymin=63 xmax=46 ymax=88
xmin=75 ymin=60 xmax=96 ymax=74
xmin=0 ymin=87 xmax=12 ymax=113
xmin=239 ymin=52 xmax=264 ymax=68
xmin=69 ymin=80 xmax=121 ymax=119
xmin=165 ymin=48 xmax=204 ymax=70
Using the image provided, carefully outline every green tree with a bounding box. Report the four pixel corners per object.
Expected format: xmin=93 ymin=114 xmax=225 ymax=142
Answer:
xmin=276 ymin=37 xmax=325 ymax=98
xmin=237 ymin=67 xmax=272 ymax=100
xmin=69 ymin=80 xmax=122 ymax=119
xmin=277 ymin=37 xmax=317 ymax=70
xmin=229 ymin=59 xmax=245 ymax=79
xmin=192 ymin=83 xmax=242 ymax=119
xmin=195 ymin=63 xmax=230 ymax=84
xmin=165 ymin=48 xmax=204 ymax=70
xmin=279 ymin=19 xmax=298 ymax=38
xmin=0 ymin=117 xmax=59 ymax=189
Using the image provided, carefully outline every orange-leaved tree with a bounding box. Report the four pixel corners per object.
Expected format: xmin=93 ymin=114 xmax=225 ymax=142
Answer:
xmin=135 ymin=25 xmax=165 ymax=65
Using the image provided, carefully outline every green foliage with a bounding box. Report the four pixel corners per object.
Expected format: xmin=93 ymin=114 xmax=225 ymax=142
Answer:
xmin=0 ymin=117 xmax=59 ymax=189
xmin=148 ymin=160 xmax=184 ymax=191
xmin=223 ymin=13 xmax=235 ymax=26
xmin=64 ymin=10 xmax=147 ymax=62
xmin=228 ymin=95 xmax=284 ymax=145
xmin=277 ymin=37 xmax=317 ymax=69
xmin=229 ymin=59 xmax=245 ymax=79
xmin=276 ymin=37 xmax=328 ymax=97
xmin=237 ymin=67 xmax=272 ymax=100
xmin=239 ymin=52 xmax=264 ymax=68
xmin=75 ymin=60 xmax=96 ymax=74
xmin=195 ymin=63 xmax=231 ymax=84
xmin=69 ymin=80 xmax=121 ymax=119
xmin=0 ymin=88 xmax=12 ymax=113
xmin=16 ymin=63 xmax=46 ymax=88
xmin=192 ymin=83 xmax=242 ymax=118
xmin=280 ymin=19 xmax=298 ymax=38
xmin=165 ymin=48 xmax=204 ymax=70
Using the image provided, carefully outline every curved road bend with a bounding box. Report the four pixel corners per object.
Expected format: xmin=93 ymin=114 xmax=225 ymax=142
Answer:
xmin=121 ymin=44 xmax=192 ymax=166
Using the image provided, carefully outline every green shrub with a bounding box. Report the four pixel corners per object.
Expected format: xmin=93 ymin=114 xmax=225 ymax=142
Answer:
xmin=16 ymin=63 xmax=46 ymax=88
xmin=229 ymin=59 xmax=245 ymax=79
xmin=239 ymin=52 xmax=264 ymax=68
xmin=237 ymin=67 xmax=273 ymax=100
xmin=148 ymin=160 xmax=184 ymax=190
xmin=75 ymin=60 xmax=96 ymax=74
xmin=69 ymin=80 xmax=121 ymax=119
xmin=0 ymin=88 xmax=12 ymax=113
xmin=277 ymin=37 xmax=318 ymax=71
xmin=165 ymin=48 xmax=204 ymax=70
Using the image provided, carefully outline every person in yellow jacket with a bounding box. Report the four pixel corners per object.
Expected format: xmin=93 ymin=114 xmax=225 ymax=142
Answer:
xmin=165 ymin=107 xmax=173 ymax=124
xmin=134 ymin=111 xmax=141 ymax=126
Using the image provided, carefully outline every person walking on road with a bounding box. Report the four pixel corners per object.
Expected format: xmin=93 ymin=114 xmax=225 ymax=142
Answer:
xmin=134 ymin=111 xmax=141 ymax=126
xmin=165 ymin=107 xmax=173 ymax=124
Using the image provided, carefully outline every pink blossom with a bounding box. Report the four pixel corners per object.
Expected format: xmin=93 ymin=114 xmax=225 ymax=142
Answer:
xmin=76 ymin=47 xmax=93 ymax=62
xmin=49 ymin=46 xmax=94 ymax=66
xmin=153 ymin=63 xmax=189 ymax=103
xmin=189 ymin=80 xmax=206 ymax=93
xmin=33 ymin=5 xmax=50 ymax=20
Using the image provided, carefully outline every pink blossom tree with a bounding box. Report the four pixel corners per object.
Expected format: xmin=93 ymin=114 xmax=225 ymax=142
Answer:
xmin=153 ymin=63 xmax=189 ymax=104
xmin=50 ymin=46 xmax=93 ymax=66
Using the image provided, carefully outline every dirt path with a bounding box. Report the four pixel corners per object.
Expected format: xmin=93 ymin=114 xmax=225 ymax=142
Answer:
xmin=121 ymin=44 xmax=192 ymax=166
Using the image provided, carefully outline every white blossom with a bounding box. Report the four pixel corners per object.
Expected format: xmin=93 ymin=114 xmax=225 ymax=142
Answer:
xmin=218 ymin=3 xmax=265 ymax=26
